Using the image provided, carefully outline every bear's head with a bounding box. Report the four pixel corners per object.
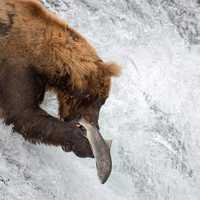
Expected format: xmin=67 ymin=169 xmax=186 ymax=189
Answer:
xmin=58 ymin=61 xmax=121 ymax=129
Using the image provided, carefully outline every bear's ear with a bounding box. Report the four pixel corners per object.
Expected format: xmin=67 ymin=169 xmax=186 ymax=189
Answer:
xmin=99 ymin=62 xmax=121 ymax=77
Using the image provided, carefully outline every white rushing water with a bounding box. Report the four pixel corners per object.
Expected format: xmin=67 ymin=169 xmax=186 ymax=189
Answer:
xmin=1 ymin=0 xmax=200 ymax=199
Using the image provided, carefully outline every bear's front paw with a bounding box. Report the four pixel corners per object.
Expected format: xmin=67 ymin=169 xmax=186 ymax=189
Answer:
xmin=63 ymin=122 xmax=94 ymax=158
xmin=71 ymin=129 xmax=94 ymax=158
xmin=62 ymin=142 xmax=72 ymax=152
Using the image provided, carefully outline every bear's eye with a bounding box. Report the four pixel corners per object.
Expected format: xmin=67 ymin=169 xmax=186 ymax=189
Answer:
xmin=85 ymin=94 xmax=90 ymax=99
xmin=79 ymin=94 xmax=92 ymax=106
xmin=81 ymin=94 xmax=91 ymax=102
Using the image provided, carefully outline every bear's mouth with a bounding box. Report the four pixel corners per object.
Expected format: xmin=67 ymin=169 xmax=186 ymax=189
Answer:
xmin=63 ymin=114 xmax=81 ymax=123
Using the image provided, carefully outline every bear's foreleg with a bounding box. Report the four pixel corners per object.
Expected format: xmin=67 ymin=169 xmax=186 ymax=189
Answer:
xmin=0 ymin=64 xmax=93 ymax=158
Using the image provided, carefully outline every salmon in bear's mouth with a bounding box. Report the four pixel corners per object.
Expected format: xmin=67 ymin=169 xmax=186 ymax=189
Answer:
xmin=79 ymin=118 xmax=112 ymax=184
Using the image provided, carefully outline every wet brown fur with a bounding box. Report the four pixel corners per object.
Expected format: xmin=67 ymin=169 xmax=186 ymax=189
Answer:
xmin=0 ymin=0 xmax=120 ymax=154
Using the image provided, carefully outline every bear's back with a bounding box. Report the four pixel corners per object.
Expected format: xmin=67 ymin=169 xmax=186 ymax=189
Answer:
xmin=0 ymin=0 xmax=56 ymax=66
xmin=0 ymin=0 xmax=104 ymax=91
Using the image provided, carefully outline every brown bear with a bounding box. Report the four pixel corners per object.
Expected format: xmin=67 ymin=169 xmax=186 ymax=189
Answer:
xmin=0 ymin=0 xmax=120 ymax=158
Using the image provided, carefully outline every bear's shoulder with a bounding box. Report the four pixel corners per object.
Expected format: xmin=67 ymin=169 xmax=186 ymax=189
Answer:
xmin=8 ymin=0 xmax=67 ymax=28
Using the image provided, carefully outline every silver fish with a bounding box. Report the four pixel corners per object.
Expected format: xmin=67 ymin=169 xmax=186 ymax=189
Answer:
xmin=79 ymin=118 xmax=112 ymax=184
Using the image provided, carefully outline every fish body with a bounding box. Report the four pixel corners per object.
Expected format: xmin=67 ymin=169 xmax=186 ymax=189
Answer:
xmin=79 ymin=119 xmax=112 ymax=184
